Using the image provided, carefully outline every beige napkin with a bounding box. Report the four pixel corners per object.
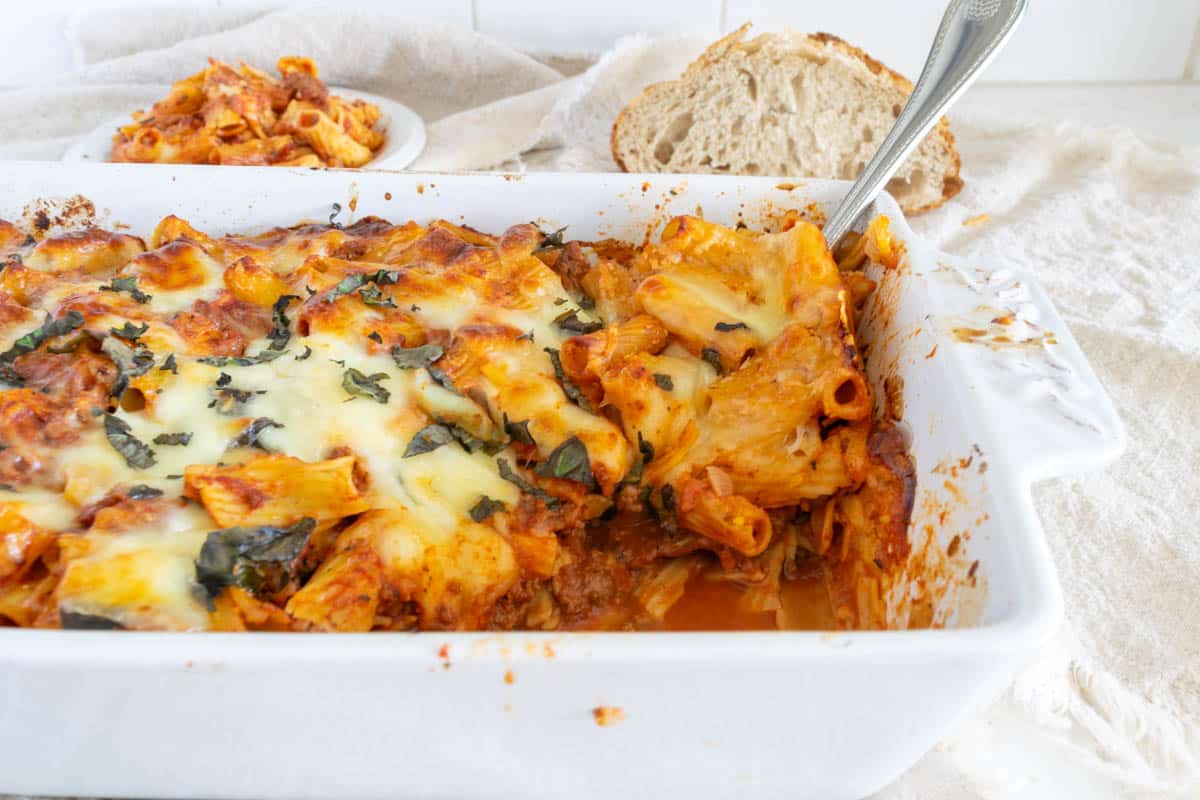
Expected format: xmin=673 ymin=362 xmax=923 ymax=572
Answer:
xmin=0 ymin=8 xmax=1197 ymax=799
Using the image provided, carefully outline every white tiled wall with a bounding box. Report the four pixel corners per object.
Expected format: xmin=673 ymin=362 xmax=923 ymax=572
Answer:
xmin=6 ymin=0 xmax=1200 ymax=86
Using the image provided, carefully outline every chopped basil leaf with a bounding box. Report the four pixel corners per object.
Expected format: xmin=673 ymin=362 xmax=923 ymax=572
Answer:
xmin=553 ymin=309 xmax=603 ymax=335
xmin=637 ymin=431 xmax=654 ymax=464
xmin=553 ymin=297 xmax=567 ymax=306
xmin=328 ymin=202 xmax=343 ymax=228
xmin=327 ymin=270 xmax=400 ymax=303
xmin=127 ymin=484 xmax=163 ymax=500
xmin=544 ymin=347 xmax=592 ymax=411
xmin=152 ymin=431 xmax=192 ymax=446
xmin=503 ymin=415 xmax=535 ymax=446
xmin=99 ymin=276 xmax=151 ymax=304
xmin=652 ymin=373 xmax=674 ymax=391
xmin=103 ymin=413 xmax=156 ymax=469
xmin=342 ymin=368 xmax=390 ymax=403
xmin=230 ymin=417 xmax=284 ymax=450
xmin=209 ymin=383 xmax=261 ymax=415
xmin=102 ymin=336 xmax=155 ymax=399
xmin=110 ymin=321 xmax=149 ymax=341
xmin=425 ymin=365 xmax=460 ymax=395
xmin=403 ymin=423 xmax=454 ymax=457
xmin=661 ymin=484 xmax=676 ymax=513
xmin=0 ymin=312 xmax=86 ymax=383
xmin=295 ymin=345 xmax=313 ymax=361
xmin=367 ymin=331 xmax=383 ymax=343
xmin=60 ymin=610 xmax=124 ymax=630
xmin=444 ymin=423 xmax=506 ymax=456
xmin=576 ymin=293 xmax=596 ymax=311
xmin=268 ymin=294 xmax=299 ymax=351
xmin=516 ymin=330 xmax=534 ymax=342
xmin=496 ymin=458 xmax=560 ymax=509
xmin=622 ymin=458 xmax=643 ymax=484
xmin=198 ymin=349 xmax=287 ymax=367
xmin=532 ymin=225 xmax=567 ymax=253
xmin=535 ymin=436 xmax=594 ymax=487
xmin=359 ymin=284 xmax=396 ymax=308
xmin=470 ymin=496 xmax=505 ymax=522
xmin=216 ymin=372 xmax=232 ymax=388
xmin=159 ymin=353 xmax=178 ymax=373
xmin=701 ymin=347 xmax=724 ymax=375
xmin=714 ymin=321 xmax=749 ymax=332
xmin=391 ymin=343 xmax=443 ymax=370
xmin=388 ymin=343 xmax=446 ymax=371
xmin=194 ymin=517 xmax=316 ymax=605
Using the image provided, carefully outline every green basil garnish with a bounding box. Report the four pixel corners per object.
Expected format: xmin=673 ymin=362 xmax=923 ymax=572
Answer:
xmin=496 ymin=458 xmax=560 ymax=509
xmin=342 ymin=368 xmax=390 ymax=403
xmin=391 ymin=343 xmax=443 ymax=370
xmin=652 ymin=373 xmax=673 ymax=391
xmin=0 ymin=311 xmax=86 ymax=385
xmin=99 ymin=276 xmax=151 ymax=304
xmin=101 ymin=336 xmax=155 ymax=399
xmin=403 ymin=423 xmax=454 ymax=458
xmin=103 ymin=413 xmax=156 ymax=469
xmin=470 ymin=496 xmax=505 ymax=522
xmin=229 ymin=417 xmax=284 ymax=450
xmin=544 ymin=347 xmax=592 ymax=411
xmin=198 ymin=349 xmax=287 ymax=367
xmin=534 ymin=436 xmax=593 ymax=487
xmin=194 ymin=517 xmax=316 ymax=606
xmin=327 ymin=269 xmax=400 ymax=304
xmin=637 ymin=431 xmax=654 ymax=464
xmin=110 ymin=321 xmax=149 ymax=341
xmin=152 ymin=432 xmax=192 ymax=446
xmin=553 ymin=309 xmax=602 ymax=335
xmin=701 ymin=347 xmax=724 ymax=375
xmin=59 ymin=610 xmax=124 ymax=630
xmin=267 ymin=295 xmax=299 ymax=351
xmin=503 ymin=415 xmax=535 ymax=446
xmin=532 ymin=225 xmax=567 ymax=254
xmin=359 ymin=284 xmax=396 ymax=308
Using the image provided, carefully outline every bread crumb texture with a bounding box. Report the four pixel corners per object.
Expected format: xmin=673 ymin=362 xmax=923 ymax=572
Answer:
xmin=611 ymin=24 xmax=963 ymax=215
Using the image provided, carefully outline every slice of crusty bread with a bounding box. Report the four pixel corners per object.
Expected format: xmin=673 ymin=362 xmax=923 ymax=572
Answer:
xmin=611 ymin=24 xmax=963 ymax=215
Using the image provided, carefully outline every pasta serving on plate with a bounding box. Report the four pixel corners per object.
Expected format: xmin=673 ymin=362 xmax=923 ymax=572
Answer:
xmin=111 ymin=57 xmax=385 ymax=167
xmin=0 ymin=207 xmax=914 ymax=632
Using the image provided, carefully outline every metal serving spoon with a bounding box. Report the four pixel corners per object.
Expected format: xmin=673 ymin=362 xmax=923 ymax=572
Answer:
xmin=822 ymin=0 xmax=1028 ymax=249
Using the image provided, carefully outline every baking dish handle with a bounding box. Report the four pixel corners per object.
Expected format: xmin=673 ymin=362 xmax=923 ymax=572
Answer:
xmin=931 ymin=257 xmax=1126 ymax=482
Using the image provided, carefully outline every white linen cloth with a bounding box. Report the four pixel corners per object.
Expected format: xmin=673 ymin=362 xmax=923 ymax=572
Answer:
xmin=0 ymin=9 xmax=1196 ymax=799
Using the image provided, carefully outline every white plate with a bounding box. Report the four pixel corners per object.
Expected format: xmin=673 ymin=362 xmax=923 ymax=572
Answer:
xmin=61 ymin=87 xmax=425 ymax=169
xmin=0 ymin=165 xmax=1124 ymax=800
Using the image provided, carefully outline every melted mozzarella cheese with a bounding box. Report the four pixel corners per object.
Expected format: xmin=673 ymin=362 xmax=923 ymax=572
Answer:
xmin=57 ymin=504 xmax=214 ymax=631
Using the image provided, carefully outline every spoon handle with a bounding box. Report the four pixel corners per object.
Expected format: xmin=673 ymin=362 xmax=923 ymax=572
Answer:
xmin=822 ymin=0 xmax=1028 ymax=248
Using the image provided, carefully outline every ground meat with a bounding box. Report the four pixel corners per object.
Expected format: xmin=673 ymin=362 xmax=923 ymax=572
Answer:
xmin=283 ymin=71 xmax=329 ymax=107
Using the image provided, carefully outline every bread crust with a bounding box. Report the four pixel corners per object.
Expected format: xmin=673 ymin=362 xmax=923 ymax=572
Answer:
xmin=610 ymin=24 xmax=964 ymax=214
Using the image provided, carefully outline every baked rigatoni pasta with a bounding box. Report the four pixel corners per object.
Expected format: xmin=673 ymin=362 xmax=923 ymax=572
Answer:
xmin=111 ymin=57 xmax=385 ymax=167
xmin=0 ymin=206 xmax=913 ymax=633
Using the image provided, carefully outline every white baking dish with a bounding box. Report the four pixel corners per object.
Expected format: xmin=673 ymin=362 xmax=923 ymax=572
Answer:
xmin=0 ymin=163 xmax=1124 ymax=800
